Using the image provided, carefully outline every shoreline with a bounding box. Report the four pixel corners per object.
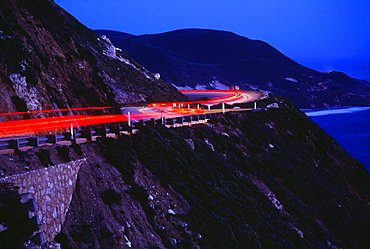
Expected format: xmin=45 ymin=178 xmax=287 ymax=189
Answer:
xmin=305 ymin=107 xmax=370 ymax=172
xmin=302 ymin=106 xmax=370 ymax=117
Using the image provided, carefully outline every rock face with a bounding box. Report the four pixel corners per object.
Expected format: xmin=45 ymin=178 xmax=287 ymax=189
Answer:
xmin=2 ymin=96 xmax=368 ymax=248
xmin=0 ymin=159 xmax=85 ymax=243
xmin=95 ymin=29 xmax=370 ymax=109
xmin=0 ymin=0 xmax=184 ymax=121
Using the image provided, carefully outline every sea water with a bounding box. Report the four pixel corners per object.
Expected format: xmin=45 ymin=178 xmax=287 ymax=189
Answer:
xmin=305 ymin=107 xmax=370 ymax=172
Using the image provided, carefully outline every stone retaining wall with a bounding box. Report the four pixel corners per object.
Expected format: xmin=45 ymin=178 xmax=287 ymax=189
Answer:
xmin=0 ymin=158 xmax=86 ymax=242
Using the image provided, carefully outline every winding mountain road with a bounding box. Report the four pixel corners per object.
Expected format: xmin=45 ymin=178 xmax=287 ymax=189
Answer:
xmin=0 ymin=90 xmax=264 ymax=137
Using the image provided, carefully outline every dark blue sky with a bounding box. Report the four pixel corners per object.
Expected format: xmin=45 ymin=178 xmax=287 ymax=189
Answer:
xmin=56 ymin=0 xmax=370 ymax=80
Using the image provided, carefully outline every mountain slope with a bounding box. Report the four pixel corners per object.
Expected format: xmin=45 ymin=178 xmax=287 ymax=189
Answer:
xmin=2 ymin=96 xmax=369 ymax=248
xmin=0 ymin=0 xmax=184 ymax=121
xmin=0 ymin=2 xmax=369 ymax=248
xmin=95 ymin=29 xmax=370 ymax=109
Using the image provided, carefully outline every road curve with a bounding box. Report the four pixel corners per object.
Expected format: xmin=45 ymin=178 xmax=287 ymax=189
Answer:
xmin=0 ymin=90 xmax=264 ymax=137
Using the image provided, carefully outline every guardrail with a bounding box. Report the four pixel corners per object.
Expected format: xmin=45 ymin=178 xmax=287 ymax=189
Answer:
xmin=0 ymin=113 xmax=218 ymax=153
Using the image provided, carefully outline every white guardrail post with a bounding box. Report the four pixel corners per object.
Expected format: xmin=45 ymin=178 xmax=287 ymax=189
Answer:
xmin=128 ymin=111 xmax=131 ymax=127
xmin=161 ymin=111 xmax=165 ymax=125
xmin=70 ymin=123 xmax=74 ymax=140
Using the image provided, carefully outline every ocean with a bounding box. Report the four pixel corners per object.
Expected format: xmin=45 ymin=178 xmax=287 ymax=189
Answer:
xmin=305 ymin=107 xmax=370 ymax=172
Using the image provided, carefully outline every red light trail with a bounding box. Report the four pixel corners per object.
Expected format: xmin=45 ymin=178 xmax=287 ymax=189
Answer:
xmin=0 ymin=90 xmax=245 ymax=137
xmin=149 ymin=90 xmax=243 ymax=108
xmin=0 ymin=107 xmax=113 ymax=116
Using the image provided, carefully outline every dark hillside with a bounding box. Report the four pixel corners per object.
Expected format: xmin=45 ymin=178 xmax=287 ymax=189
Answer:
xmin=96 ymin=29 xmax=370 ymax=109
xmin=0 ymin=0 xmax=184 ymax=121
xmin=3 ymin=96 xmax=368 ymax=248
xmin=54 ymin=98 xmax=370 ymax=248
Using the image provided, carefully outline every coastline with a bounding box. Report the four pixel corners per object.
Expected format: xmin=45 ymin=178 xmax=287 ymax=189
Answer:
xmin=304 ymin=107 xmax=370 ymax=172
xmin=302 ymin=106 xmax=370 ymax=117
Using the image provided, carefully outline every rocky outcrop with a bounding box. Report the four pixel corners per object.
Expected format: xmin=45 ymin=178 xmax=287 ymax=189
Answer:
xmin=0 ymin=0 xmax=185 ymax=122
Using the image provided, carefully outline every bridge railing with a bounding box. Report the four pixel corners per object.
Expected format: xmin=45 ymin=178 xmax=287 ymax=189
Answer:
xmin=0 ymin=112 xmax=219 ymax=153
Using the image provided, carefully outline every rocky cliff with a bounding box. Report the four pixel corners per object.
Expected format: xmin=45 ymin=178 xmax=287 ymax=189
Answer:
xmin=1 ymin=96 xmax=368 ymax=248
xmin=0 ymin=0 xmax=184 ymax=122
xmin=95 ymin=29 xmax=370 ymax=109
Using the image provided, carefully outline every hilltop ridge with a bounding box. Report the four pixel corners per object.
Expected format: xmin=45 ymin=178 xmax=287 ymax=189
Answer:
xmin=95 ymin=29 xmax=370 ymax=109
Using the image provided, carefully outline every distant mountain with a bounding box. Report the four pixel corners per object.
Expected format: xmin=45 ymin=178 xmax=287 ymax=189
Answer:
xmin=0 ymin=0 xmax=183 ymax=122
xmin=95 ymin=29 xmax=370 ymax=109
